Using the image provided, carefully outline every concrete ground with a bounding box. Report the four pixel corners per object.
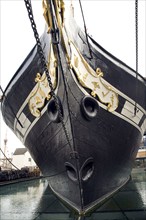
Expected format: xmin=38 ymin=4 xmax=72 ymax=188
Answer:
xmin=0 ymin=168 xmax=146 ymax=220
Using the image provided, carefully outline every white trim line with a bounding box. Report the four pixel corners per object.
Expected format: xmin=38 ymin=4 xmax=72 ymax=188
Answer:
xmin=89 ymin=37 xmax=145 ymax=83
xmin=70 ymin=69 xmax=145 ymax=134
xmin=14 ymin=68 xmax=145 ymax=143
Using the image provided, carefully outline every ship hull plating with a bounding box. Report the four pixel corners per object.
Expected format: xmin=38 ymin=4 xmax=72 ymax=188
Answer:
xmin=1 ymin=8 xmax=146 ymax=214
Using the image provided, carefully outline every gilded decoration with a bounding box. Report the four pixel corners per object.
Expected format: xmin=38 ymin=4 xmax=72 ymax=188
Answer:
xmin=42 ymin=0 xmax=118 ymax=112
xmin=42 ymin=0 xmax=65 ymax=32
xmin=42 ymin=0 xmax=53 ymax=33
xmin=28 ymin=45 xmax=57 ymax=117
xmin=43 ymin=0 xmax=71 ymax=63
xmin=56 ymin=0 xmax=65 ymax=25
xmin=69 ymin=41 xmax=119 ymax=112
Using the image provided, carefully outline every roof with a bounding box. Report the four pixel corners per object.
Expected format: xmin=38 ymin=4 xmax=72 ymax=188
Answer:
xmin=13 ymin=148 xmax=27 ymax=155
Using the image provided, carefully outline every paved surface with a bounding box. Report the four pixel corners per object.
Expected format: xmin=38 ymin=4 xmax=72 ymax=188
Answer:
xmin=0 ymin=176 xmax=42 ymax=186
xmin=0 ymin=176 xmax=43 ymax=187
xmin=0 ymin=168 xmax=146 ymax=220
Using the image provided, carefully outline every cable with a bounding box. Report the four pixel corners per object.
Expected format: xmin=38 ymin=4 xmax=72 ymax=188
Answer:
xmin=24 ymin=0 xmax=73 ymax=153
xmin=134 ymin=0 xmax=139 ymax=115
xmin=78 ymin=0 xmax=92 ymax=59
xmin=0 ymin=147 xmax=20 ymax=170
xmin=48 ymin=0 xmax=85 ymax=211
xmin=135 ymin=0 xmax=138 ymax=73
xmin=0 ymin=85 xmax=24 ymax=128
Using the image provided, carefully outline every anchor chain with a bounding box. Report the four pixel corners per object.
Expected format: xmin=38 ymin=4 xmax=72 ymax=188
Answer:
xmin=24 ymin=0 xmax=55 ymax=99
xmin=24 ymin=0 xmax=72 ymax=151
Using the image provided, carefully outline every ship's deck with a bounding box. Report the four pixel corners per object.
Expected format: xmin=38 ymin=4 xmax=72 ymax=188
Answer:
xmin=0 ymin=167 xmax=146 ymax=220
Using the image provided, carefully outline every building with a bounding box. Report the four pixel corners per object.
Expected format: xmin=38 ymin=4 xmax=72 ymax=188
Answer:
xmin=12 ymin=148 xmax=36 ymax=170
xmin=135 ymin=135 xmax=146 ymax=168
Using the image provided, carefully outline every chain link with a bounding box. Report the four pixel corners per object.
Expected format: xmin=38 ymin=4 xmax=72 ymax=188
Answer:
xmin=24 ymin=0 xmax=73 ymax=151
xmin=24 ymin=0 xmax=55 ymax=96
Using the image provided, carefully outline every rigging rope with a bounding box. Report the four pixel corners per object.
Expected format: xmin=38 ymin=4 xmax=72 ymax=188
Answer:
xmin=135 ymin=0 xmax=138 ymax=73
xmin=78 ymin=0 xmax=92 ymax=59
xmin=0 ymin=148 xmax=20 ymax=170
xmin=24 ymin=0 xmax=73 ymax=152
xmin=48 ymin=0 xmax=84 ymax=211
xmin=134 ymin=0 xmax=139 ymax=115
xmin=0 ymin=145 xmax=66 ymax=178
xmin=112 ymin=196 xmax=129 ymax=220
xmin=48 ymin=0 xmax=84 ymax=210
xmin=0 ymin=86 xmax=24 ymax=128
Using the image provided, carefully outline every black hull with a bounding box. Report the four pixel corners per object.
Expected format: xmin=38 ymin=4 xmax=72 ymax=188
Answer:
xmin=1 ymin=4 xmax=146 ymax=215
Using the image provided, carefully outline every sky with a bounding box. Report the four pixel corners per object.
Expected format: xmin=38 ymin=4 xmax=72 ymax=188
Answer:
xmin=0 ymin=0 xmax=146 ymax=156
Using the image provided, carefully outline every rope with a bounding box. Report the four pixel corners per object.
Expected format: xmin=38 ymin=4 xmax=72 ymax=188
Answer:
xmin=0 ymin=145 xmax=66 ymax=178
xmin=112 ymin=197 xmax=130 ymax=220
xmin=0 ymin=146 xmax=67 ymax=180
xmin=24 ymin=0 xmax=73 ymax=152
xmin=135 ymin=0 xmax=138 ymax=73
xmin=0 ymin=86 xmax=24 ymax=128
xmin=48 ymin=0 xmax=84 ymax=211
xmin=24 ymin=1 xmax=85 ymax=210
xmin=134 ymin=0 xmax=139 ymax=115
xmin=49 ymin=0 xmax=75 ymax=152
xmin=78 ymin=0 xmax=92 ymax=59
xmin=42 ymin=170 xmax=66 ymax=178
xmin=0 ymin=148 xmax=20 ymax=170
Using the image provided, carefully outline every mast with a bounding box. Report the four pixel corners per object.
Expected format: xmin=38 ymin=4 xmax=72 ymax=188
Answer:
xmin=3 ymin=131 xmax=9 ymax=169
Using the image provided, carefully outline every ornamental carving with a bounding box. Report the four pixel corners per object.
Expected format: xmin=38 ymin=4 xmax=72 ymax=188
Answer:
xmin=42 ymin=0 xmax=65 ymax=33
xmin=28 ymin=45 xmax=57 ymax=117
xmin=69 ymin=41 xmax=118 ymax=112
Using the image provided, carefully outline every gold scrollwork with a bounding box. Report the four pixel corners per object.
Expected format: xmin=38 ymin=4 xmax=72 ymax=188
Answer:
xmin=57 ymin=0 xmax=65 ymax=25
xmin=42 ymin=0 xmax=65 ymax=32
xmin=69 ymin=41 xmax=119 ymax=112
xmin=42 ymin=0 xmax=53 ymax=33
xmin=28 ymin=45 xmax=57 ymax=117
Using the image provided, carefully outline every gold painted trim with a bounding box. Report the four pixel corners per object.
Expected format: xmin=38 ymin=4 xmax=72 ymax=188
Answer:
xmin=42 ymin=0 xmax=65 ymax=32
xmin=28 ymin=44 xmax=57 ymax=117
xmin=69 ymin=41 xmax=119 ymax=112
xmin=42 ymin=0 xmax=118 ymax=112
xmin=42 ymin=0 xmax=53 ymax=33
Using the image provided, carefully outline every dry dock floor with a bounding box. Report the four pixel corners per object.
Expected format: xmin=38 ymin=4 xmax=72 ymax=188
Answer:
xmin=0 ymin=168 xmax=146 ymax=220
